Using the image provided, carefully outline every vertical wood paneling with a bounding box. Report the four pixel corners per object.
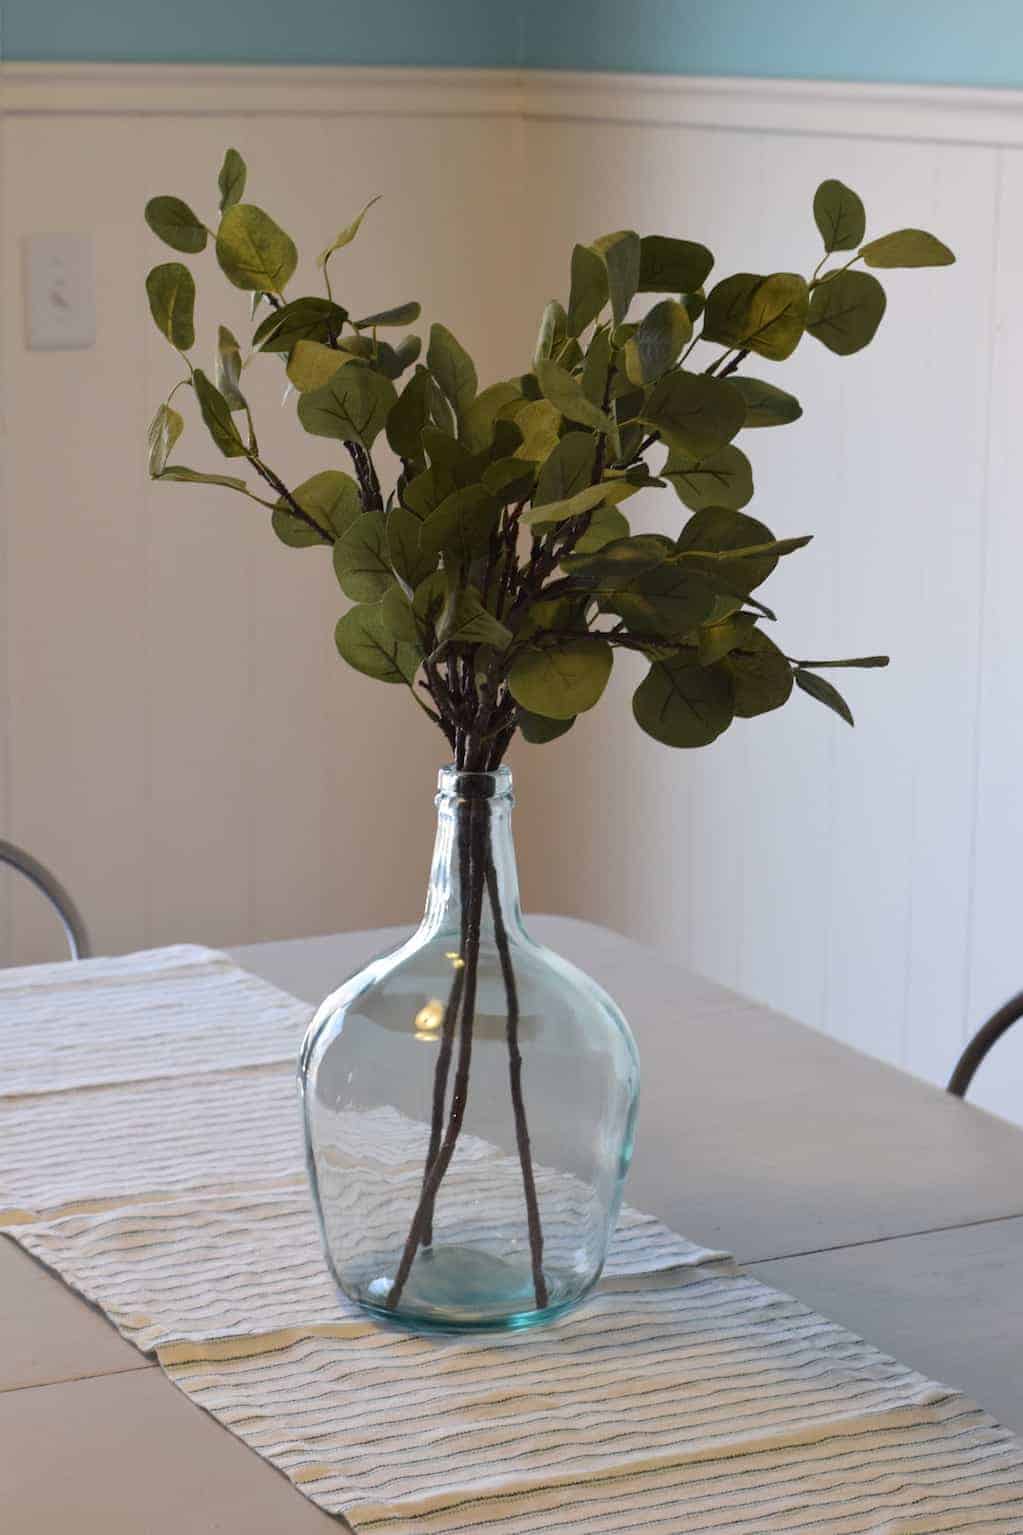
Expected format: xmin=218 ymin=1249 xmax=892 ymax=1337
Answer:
xmin=964 ymin=148 xmax=1023 ymax=1125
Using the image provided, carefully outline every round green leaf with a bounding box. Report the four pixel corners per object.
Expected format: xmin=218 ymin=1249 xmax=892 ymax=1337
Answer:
xmin=533 ymin=433 xmax=597 ymax=509
xmin=461 ymin=381 xmax=523 ymax=455
xmin=590 ymin=230 xmax=641 ymax=327
xmin=567 ymin=243 xmax=608 ymax=337
xmin=603 ymin=563 xmax=717 ymax=637
xmin=807 ymin=270 xmax=887 ymax=356
xmin=286 ymin=340 xmax=350 ymax=393
xmin=623 ymin=299 xmax=692 ymax=386
xmin=218 ymin=148 xmax=247 ymax=213
xmin=723 ymin=629 xmax=794 ymax=717
xmin=508 ymin=638 xmax=613 ymax=719
xmin=253 ymin=297 xmax=347 ymax=353
xmin=147 ymin=402 xmax=184 ymax=478
xmin=859 ymin=229 xmax=955 ymax=269
xmin=427 ymin=323 xmax=477 ymax=419
xmin=335 ymin=603 xmax=419 ymax=684
xmin=215 ymin=203 xmax=298 ymax=294
xmin=574 ymin=502 xmax=630 ymax=554
xmin=518 ymin=709 xmax=574 ymax=744
xmin=297 ymin=365 xmax=397 ymax=449
xmin=730 ymin=376 xmax=803 ymax=429
xmin=215 ymin=325 xmax=246 ymax=410
xmin=145 ymin=196 xmax=207 ymax=254
xmin=333 ymin=513 xmax=393 ymax=601
xmin=419 ymin=485 xmax=500 ymax=567
xmin=380 ymin=582 xmax=419 ymax=644
xmin=145 ymin=262 xmax=195 ymax=351
xmin=512 ymin=400 xmax=562 ymax=463
xmin=795 ymin=667 xmax=855 ymax=725
xmin=387 ymin=504 xmax=437 ymax=588
xmin=813 ymin=180 xmax=866 ymax=253
xmin=741 ymin=273 xmax=809 ymax=361
xmin=642 ymin=371 xmax=745 ymax=458
xmin=633 ymin=657 xmax=734 ymax=747
xmin=192 ymin=369 xmax=247 ymax=458
xmin=353 ymin=301 xmax=421 ymax=329
xmin=637 ymin=235 xmax=714 ymax=295
xmin=534 ymin=360 xmax=616 ymax=440
xmin=663 ymin=444 xmax=754 ymax=512
xmin=272 ymin=470 xmax=361 ymax=547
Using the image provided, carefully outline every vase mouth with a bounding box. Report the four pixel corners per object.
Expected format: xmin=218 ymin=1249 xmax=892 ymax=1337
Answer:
xmin=437 ymin=765 xmax=514 ymax=803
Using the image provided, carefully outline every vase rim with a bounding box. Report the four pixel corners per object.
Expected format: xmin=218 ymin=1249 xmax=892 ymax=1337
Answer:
xmin=437 ymin=764 xmax=513 ymax=801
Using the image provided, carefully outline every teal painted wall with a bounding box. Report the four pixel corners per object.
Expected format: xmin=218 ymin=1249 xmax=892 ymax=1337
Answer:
xmin=3 ymin=0 xmax=1022 ymax=88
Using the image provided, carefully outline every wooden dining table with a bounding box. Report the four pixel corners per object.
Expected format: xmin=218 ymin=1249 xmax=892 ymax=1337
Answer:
xmin=3 ymin=915 xmax=1023 ymax=1532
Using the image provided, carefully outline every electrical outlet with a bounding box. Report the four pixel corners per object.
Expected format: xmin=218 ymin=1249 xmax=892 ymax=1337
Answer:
xmin=24 ymin=233 xmax=96 ymax=351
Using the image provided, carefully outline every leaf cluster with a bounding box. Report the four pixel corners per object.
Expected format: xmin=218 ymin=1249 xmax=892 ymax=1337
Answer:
xmin=144 ymin=158 xmax=954 ymax=766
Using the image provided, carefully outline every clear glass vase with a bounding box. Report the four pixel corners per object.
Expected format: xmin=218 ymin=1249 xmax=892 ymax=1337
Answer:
xmin=299 ymin=765 xmax=640 ymax=1332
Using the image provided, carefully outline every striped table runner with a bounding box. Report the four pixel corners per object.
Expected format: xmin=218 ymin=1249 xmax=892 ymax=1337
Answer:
xmin=3 ymin=945 xmax=1023 ymax=1534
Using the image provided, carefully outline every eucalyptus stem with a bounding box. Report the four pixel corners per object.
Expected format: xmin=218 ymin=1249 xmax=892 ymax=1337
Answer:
xmin=486 ymin=848 xmax=548 ymax=1310
xmin=385 ymin=795 xmax=486 ymax=1311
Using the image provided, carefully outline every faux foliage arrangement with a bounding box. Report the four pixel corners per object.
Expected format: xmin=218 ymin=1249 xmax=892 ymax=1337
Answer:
xmin=144 ymin=155 xmax=953 ymax=1314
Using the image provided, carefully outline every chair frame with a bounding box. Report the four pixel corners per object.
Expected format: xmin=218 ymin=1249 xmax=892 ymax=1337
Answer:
xmin=948 ymin=992 xmax=1023 ymax=1097
xmin=0 ymin=839 xmax=91 ymax=960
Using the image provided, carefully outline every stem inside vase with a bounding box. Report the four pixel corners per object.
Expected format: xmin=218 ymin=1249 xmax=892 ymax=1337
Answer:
xmin=385 ymin=795 xmax=548 ymax=1313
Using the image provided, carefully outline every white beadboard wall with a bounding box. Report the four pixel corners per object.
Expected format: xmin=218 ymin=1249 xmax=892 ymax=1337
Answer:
xmin=1 ymin=66 xmax=1021 ymax=1124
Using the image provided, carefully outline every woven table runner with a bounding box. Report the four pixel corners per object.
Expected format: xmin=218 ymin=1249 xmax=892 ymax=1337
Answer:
xmin=2 ymin=946 xmax=1023 ymax=1534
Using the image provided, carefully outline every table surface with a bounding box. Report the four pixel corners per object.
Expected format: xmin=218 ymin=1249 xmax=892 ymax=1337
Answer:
xmin=4 ymin=915 xmax=1023 ymax=1534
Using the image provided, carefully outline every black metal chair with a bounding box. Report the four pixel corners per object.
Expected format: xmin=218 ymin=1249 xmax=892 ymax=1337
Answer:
xmin=947 ymin=992 xmax=1023 ymax=1097
xmin=0 ymin=839 xmax=91 ymax=960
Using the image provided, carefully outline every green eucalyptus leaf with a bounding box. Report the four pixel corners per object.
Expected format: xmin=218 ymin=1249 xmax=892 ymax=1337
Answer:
xmin=154 ymin=465 xmax=249 ymax=492
xmin=795 ymin=667 xmax=855 ymax=725
xmin=218 ymin=148 xmax=247 ymax=213
xmin=807 ymin=270 xmax=887 ymax=355
xmin=796 ymin=655 xmax=890 ymax=669
xmin=387 ymin=504 xmax=437 ymax=588
xmin=461 ymin=381 xmax=523 ymax=455
xmin=509 ymin=637 xmax=613 ymax=719
xmin=420 ymin=485 xmax=500 ymax=567
xmin=859 ymin=229 xmax=955 ymax=268
xmin=482 ymin=456 xmax=535 ymax=505
xmin=147 ymin=402 xmax=184 ymax=477
xmin=387 ymin=367 xmax=431 ymax=462
xmin=512 ymin=399 xmax=562 ymax=463
xmin=253 ymin=297 xmax=347 ymax=353
xmin=193 ymin=369 xmax=248 ymax=459
xmin=427 ymin=322 xmax=477 ymax=419
xmin=427 ymin=374 xmax=456 ymax=436
xmin=380 ymin=582 xmax=419 ymax=643
xmin=581 ymin=325 xmax=613 ymax=406
xmin=534 ymin=432 xmax=598 ymax=508
xmin=378 ymin=334 xmax=423 ymax=379
xmin=813 ymin=179 xmax=866 ymax=253
xmin=335 ymin=602 xmax=420 ymax=684
xmin=723 ymin=629 xmax=793 ymax=715
xmin=590 ymin=230 xmax=641 ymax=327
xmin=318 ymin=195 xmax=381 ymax=268
xmin=333 ymin=513 xmax=393 ymax=601
xmin=735 ymin=273 xmax=810 ymax=361
xmin=518 ymin=709 xmax=574 ymax=744
xmin=436 ymin=586 xmax=512 ymax=651
xmin=701 ymin=273 xmax=762 ymax=348
xmin=567 ymin=243 xmax=608 ymax=337
xmin=663 ymin=444 xmax=754 ymax=512
xmin=562 ymin=534 xmax=671 ymax=584
xmin=675 ymin=507 xmax=777 ymax=593
xmin=533 ymin=299 xmax=568 ymax=368
xmin=353 ymin=301 xmax=422 ymax=329
xmin=286 ymin=339 xmax=351 ymax=393
xmin=216 ymin=203 xmax=298 ymax=294
xmin=215 ymin=325 xmax=246 ymax=410
xmin=145 ymin=196 xmax=208 ymax=254
xmin=272 ymin=469 xmax=361 ymax=547
xmin=574 ymin=501 xmax=630 ymax=554
xmin=412 ymin=570 xmax=451 ymax=637
xmin=730 ymin=376 xmax=803 ymax=429
xmin=535 ymin=359 xmax=617 ymax=441
xmin=637 ymin=234 xmax=714 ymax=295
xmin=298 ymin=365 xmax=397 ymax=448
xmin=522 ymin=482 xmax=611 ymax=527
xmin=697 ymin=611 xmax=758 ymax=666
xmin=145 ymin=262 xmax=195 ymax=351
xmin=624 ymin=298 xmax=692 ymax=386
xmin=602 ymin=562 xmax=717 ymax=636
xmin=633 ymin=656 xmax=734 ymax=747
xmin=642 ymin=370 xmax=745 ymax=457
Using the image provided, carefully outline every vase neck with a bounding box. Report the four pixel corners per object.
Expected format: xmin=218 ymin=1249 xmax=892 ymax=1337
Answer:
xmin=421 ymin=766 xmax=523 ymax=940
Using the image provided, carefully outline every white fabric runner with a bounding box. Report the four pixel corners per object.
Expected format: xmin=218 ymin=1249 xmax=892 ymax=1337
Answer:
xmin=2 ymin=945 xmax=1022 ymax=1534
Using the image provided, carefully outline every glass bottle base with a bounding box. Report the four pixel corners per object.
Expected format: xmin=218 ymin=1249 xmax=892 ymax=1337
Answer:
xmin=347 ymin=1244 xmax=594 ymax=1333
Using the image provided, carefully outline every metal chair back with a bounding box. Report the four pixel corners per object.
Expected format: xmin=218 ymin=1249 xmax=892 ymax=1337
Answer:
xmin=0 ymin=840 xmax=91 ymax=961
xmin=948 ymin=992 xmax=1023 ymax=1097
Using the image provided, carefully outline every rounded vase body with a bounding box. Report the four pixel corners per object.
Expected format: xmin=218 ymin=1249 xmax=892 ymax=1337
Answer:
xmin=299 ymin=766 xmax=640 ymax=1332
